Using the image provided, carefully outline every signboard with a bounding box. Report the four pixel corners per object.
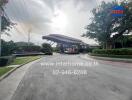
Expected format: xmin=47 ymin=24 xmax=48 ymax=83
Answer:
xmin=112 ymin=5 xmax=125 ymax=17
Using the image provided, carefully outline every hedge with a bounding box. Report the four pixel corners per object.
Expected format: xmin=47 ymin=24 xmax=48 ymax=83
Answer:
xmin=0 ymin=56 xmax=16 ymax=67
xmin=13 ymin=53 xmax=45 ymax=57
xmin=92 ymin=48 xmax=132 ymax=55
xmin=90 ymin=53 xmax=132 ymax=59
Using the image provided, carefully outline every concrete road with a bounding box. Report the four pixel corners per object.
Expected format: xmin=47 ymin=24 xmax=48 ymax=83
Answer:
xmin=0 ymin=59 xmax=41 ymax=100
xmin=9 ymin=54 xmax=132 ymax=100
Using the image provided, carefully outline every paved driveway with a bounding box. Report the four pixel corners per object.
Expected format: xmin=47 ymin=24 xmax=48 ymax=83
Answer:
xmin=2 ymin=54 xmax=132 ymax=100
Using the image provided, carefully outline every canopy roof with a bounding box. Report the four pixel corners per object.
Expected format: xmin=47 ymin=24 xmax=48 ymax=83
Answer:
xmin=42 ymin=34 xmax=83 ymax=44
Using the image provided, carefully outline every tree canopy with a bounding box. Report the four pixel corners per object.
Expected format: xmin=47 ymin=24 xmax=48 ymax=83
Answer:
xmin=0 ymin=0 xmax=8 ymax=7
xmin=83 ymin=0 xmax=132 ymax=49
xmin=0 ymin=0 xmax=11 ymax=33
xmin=41 ymin=43 xmax=53 ymax=54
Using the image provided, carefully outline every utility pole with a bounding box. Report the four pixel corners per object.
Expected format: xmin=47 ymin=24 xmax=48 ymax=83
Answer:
xmin=28 ymin=31 xmax=30 ymax=46
xmin=28 ymin=28 xmax=31 ymax=46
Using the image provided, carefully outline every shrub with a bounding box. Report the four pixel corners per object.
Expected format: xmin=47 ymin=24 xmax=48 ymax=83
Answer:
xmin=90 ymin=53 xmax=132 ymax=58
xmin=52 ymin=47 xmax=60 ymax=52
xmin=44 ymin=52 xmax=53 ymax=55
xmin=1 ymin=40 xmax=17 ymax=56
xmin=0 ymin=58 xmax=8 ymax=67
xmin=87 ymin=48 xmax=94 ymax=53
xmin=13 ymin=53 xmax=45 ymax=57
xmin=92 ymin=48 xmax=132 ymax=55
xmin=15 ymin=45 xmax=41 ymax=53
xmin=0 ymin=56 xmax=15 ymax=67
xmin=41 ymin=43 xmax=53 ymax=55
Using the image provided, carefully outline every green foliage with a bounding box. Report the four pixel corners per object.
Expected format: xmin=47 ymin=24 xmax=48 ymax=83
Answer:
xmin=87 ymin=48 xmax=94 ymax=53
xmin=15 ymin=42 xmax=34 ymax=47
xmin=0 ymin=57 xmax=8 ymax=66
xmin=1 ymin=40 xmax=42 ymax=56
xmin=90 ymin=53 xmax=132 ymax=59
xmin=1 ymin=16 xmax=11 ymax=32
xmin=15 ymin=46 xmax=41 ymax=53
xmin=52 ymin=47 xmax=60 ymax=52
xmin=0 ymin=0 xmax=11 ymax=32
xmin=0 ymin=0 xmax=8 ymax=6
xmin=1 ymin=40 xmax=17 ymax=56
xmin=92 ymin=48 xmax=132 ymax=55
xmin=83 ymin=0 xmax=132 ymax=49
xmin=115 ymin=35 xmax=132 ymax=48
xmin=84 ymin=1 xmax=117 ymax=43
xmin=0 ymin=56 xmax=15 ymax=66
xmin=14 ymin=42 xmax=41 ymax=53
xmin=41 ymin=43 xmax=53 ymax=54
xmin=112 ymin=1 xmax=132 ymax=40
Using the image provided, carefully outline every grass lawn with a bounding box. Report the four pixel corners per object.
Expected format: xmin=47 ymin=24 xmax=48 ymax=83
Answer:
xmin=11 ymin=56 xmax=41 ymax=65
xmin=0 ymin=67 xmax=13 ymax=77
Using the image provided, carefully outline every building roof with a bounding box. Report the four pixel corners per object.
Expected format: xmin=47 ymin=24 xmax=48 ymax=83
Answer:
xmin=42 ymin=34 xmax=83 ymax=44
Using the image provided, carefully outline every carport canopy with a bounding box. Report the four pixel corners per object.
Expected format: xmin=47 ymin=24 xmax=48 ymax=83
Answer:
xmin=42 ymin=34 xmax=83 ymax=44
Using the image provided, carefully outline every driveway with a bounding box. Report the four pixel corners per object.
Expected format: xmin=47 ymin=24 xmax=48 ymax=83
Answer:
xmin=1 ymin=54 xmax=132 ymax=100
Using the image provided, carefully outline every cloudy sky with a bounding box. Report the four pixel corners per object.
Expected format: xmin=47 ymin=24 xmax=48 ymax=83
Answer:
xmin=2 ymin=0 xmax=114 ymax=45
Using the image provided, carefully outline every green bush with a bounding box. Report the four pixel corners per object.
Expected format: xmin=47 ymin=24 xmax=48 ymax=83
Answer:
xmin=1 ymin=40 xmax=17 ymax=56
xmin=44 ymin=52 xmax=53 ymax=55
xmin=92 ymin=48 xmax=132 ymax=55
xmin=15 ymin=45 xmax=41 ymax=53
xmin=0 ymin=56 xmax=15 ymax=67
xmin=0 ymin=58 xmax=8 ymax=67
xmin=41 ymin=43 xmax=53 ymax=55
xmin=13 ymin=53 xmax=45 ymax=57
xmin=90 ymin=53 xmax=132 ymax=59
xmin=87 ymin=48 xmax=94 ymax=53
xmin=52 ymin=47 xmax=60 ymax=52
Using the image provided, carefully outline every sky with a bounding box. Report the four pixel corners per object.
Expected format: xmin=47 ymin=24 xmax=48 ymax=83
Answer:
xmin=2 ymin=0 xmax=114 ymax=45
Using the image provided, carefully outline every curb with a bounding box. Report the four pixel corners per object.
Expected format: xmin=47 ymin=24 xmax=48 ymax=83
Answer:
xmin=79 ymin=54 xmax=96 ymax=61
xmin=89 ymin=55 xmax=132 ymax=63
xmin=0 ymin=57 xmax=42 ymax=82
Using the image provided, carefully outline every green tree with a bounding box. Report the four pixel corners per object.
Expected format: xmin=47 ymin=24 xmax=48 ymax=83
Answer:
xmin=83 ymin=1 xmax=117 ymax=49
xmin=14 ymin=42 xmax=41 ymax=53
xmin=1 ymin=40 xmax=17 ymax=56
xmin=1 ymin=15 xmax=11 ymax=32
xmin=15 ymin=42 xmax=34 ymax=47
xmin=0 ymin=0 xmax=11 ymax=33
xmin=112 ymin=1 xmax=132 ymax=40
xmin=83 ymin=0 xmax=132 ymax=49
xmin=41 ymin=43 xmax=53 ymax=55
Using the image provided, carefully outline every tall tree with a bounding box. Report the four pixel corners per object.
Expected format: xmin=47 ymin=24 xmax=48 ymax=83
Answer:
xmin=0 ymin=0 xmax=11 ymax=33
xmin=83 ymin=0 xmax=132 ymax=49
xmin=41 ymin=43 xmax=53 ymax=54
xmin=112 ymin=1 xmax=132 ymax=38
xmin=83 ymin=1 xmax=117 ymax=49
xmin=0 ymin=0 xmax=10 ymax=56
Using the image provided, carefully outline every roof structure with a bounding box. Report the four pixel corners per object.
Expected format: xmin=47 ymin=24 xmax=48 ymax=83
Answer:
xmin=42 ymin=34 xmax=83 ymax=44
